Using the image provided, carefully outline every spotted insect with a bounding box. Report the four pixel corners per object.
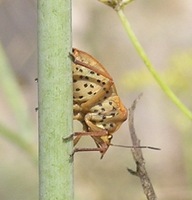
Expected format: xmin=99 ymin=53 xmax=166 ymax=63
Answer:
xmin=71 ymin=48 xmax=128 ymax=158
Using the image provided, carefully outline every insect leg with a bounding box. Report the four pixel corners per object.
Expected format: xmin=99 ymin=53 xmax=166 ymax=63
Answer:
xmin=63 ymin=131 xmax=108 ymax=144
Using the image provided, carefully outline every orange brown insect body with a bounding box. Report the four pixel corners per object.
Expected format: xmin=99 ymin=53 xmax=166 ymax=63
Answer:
xmin=72 ymin=48 xmax=128 ymax=158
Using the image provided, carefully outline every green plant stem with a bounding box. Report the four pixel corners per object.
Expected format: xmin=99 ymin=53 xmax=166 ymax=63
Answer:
xmin=0 ymin=42 xmax=34 ymax=139
xmin=38 ymin=0 xmax=73 ymax=200
xmin=117 ymin=9 xmax=192 ymax=120
xmin=0 ymin=40 xmax=36 ymax=164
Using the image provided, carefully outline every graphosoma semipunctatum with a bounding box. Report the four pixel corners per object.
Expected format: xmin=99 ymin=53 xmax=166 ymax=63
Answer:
xmin=71 ymin=48 xmax=128 ymax=158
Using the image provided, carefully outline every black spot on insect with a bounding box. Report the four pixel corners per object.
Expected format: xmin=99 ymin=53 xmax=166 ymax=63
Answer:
xmin=96 ymin=73 xmax=100 ymax=76
xmin=75 ymin=88 xmax=80 ymax=91
xmin=79 ymin=96 xmax=83 ymax=99
xmin=102 ymin=116 xmax=106 ymax=120
xmin=79 ymin=69 xmax=83 ymax=73
xmin=110 ymin=123 xmax=114 ymax=127
xmin=93 ymin=109 xmax=98 ymax=113
xmin=93 ymin=92 xmax=97 ymax=95
xmin=88 ymin=91 xmax=92 ymax=95
xmin=98 ymin=103 xmax=102 ymax=106
xmin=84 ymin=83 xmax=88 ymax=88
xmin=80 ymin=75 xmax=83 ymax=79
xmin=76 ymin=67 xmax=79 ymax=70
xmin=90 ymin=84 xmax=94 ymax=88
xmin=85 ymin=76 xmax=89 ymax=80
xmin=111 ymin=113 xmax=116 ymax=117
xmin=98 ymin=112 xmax=102 ymax=115
xmin=102 ymin=82 xmax=106 ymax=85
xmin=104 ymin=96 xmax=108 ymax=100
xmin=101 ymin=108 xmax=105 ymax=111
xmin=109 ymin=101 xmax=113 ymax=105
xmin=97 ymin=79 xmax=101 ymax=83
xmin=73 ymin=79 xmax=77 ymax=83
xmin=90 ymin=71 xmax=95 ymax=74
xmin=103 ymin=124 xmax=107 ymax=127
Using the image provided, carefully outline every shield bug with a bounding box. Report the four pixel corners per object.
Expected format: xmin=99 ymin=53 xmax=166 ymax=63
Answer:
xmin=70 ymin=48 xmax=128 ymax=158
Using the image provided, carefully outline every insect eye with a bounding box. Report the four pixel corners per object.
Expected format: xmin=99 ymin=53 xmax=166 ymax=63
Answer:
xmin=108 ymin=135 xmax=113 ymax=140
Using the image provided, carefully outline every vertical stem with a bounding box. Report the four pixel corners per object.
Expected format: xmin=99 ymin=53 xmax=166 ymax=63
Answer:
xmin=117 ymin=9 xmax=192 ymax=120
xmin=38 ymin=0 xmax=73 ymax=200
xmin=0 ymin=42 xmax=34 ymax=139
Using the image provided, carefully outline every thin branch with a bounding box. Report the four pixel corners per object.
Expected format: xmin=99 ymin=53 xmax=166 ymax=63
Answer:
xmin=99 ymin=0 xmax=192 ymax=120
xmin=117 ymin=9 xmax=192 ymax=120
xmin=127 ymin=95 xmax=158 ymax=200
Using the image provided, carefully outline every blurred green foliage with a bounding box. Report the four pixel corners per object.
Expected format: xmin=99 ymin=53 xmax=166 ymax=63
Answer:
xmin=122 ymin=50 xmax=192 ymax=95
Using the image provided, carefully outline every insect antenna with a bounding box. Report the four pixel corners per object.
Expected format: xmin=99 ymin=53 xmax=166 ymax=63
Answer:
xmin=110 ymin=144 xmax=161 ymax=150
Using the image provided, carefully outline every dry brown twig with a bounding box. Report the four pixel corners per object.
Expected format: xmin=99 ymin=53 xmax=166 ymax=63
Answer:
xmin=127 ymin=95 xmax=158 ymax=200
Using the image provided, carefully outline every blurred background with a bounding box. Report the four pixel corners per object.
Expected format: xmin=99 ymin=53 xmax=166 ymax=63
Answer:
xmin=0 ymin=0 xmax=192 ymax=199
